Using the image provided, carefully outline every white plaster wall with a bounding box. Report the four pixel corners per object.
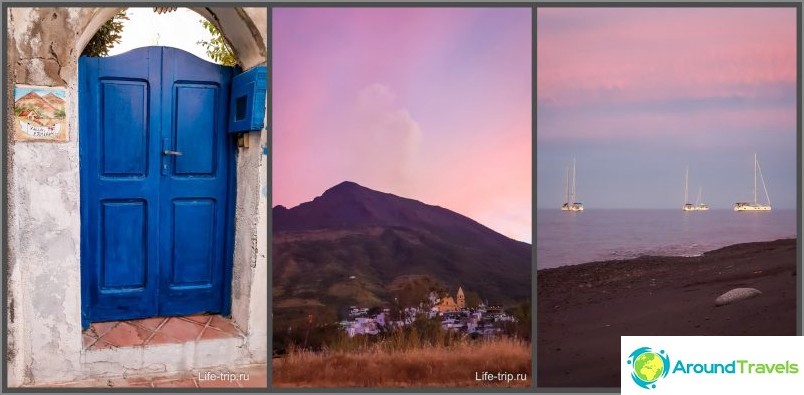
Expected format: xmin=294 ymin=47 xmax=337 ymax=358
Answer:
xmin=248 ymin=129 xmax=269 ymax=362
xmin=6 ymin=182 xmax=28 ymax=388
xmin=7 ymin=8 xmax=87 ymax=385
xmin=249 ymin=154 xmax=269 ymax=354
xmin=6 ymin=7 xmax=268 ymax=386
xmin=248 ymin=9 xmax=270 ymax=355
xmin=10 ymin=143 xmax=84 ymax=384
xmin=229 ymin=6 xmax=268 ymax=358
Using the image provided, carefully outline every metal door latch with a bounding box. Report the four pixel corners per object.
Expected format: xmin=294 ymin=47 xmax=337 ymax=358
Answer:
xmin=162 ymin=150 xmax=183 ymax=156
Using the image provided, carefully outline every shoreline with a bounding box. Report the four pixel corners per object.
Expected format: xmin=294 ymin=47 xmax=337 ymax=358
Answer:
xmin=539 ymin=235 xmax=798 ymax=270
xmin=537 ymin=238 xmax=797 ymax=388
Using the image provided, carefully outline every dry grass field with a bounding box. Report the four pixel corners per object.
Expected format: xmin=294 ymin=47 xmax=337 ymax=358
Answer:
xmin=273 ymin=338 xmax=532 ymax=388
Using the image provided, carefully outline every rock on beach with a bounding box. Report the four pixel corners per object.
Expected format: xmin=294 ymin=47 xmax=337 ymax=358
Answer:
xmin=715 ymin=288 xmax=762 ymax=306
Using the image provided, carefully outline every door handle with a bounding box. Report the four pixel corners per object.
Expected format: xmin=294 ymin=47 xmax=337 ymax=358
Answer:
xmin=161 ymin=138 xmax=180 ymax=175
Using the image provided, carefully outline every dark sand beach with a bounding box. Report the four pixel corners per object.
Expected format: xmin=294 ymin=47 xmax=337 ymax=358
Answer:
xmin=537 ymin=238 xmax=797 ymax=388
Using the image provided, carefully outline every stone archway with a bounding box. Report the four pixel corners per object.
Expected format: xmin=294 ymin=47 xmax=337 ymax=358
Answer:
xmin=76 ymin=7 xmax=267 ymax=70
xmin=5 ymin=7 xmax=268 ymax=387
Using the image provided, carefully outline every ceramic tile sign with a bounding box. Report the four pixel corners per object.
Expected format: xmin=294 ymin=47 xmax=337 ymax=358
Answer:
xmin=13 ymin=85 xmax=68 ymax=142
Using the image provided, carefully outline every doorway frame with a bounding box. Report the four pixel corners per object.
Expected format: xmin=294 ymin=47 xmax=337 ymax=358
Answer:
xmin=76 ymin=48 xmax=239 ymax=328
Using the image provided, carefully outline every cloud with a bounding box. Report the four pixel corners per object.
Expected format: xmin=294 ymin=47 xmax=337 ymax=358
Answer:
xmin=341 ymin=83 xmax=422 ymax=194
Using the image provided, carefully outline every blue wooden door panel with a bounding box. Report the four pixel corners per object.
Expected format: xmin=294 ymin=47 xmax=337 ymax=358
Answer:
xmin=174 ymin=84 xmax=217 ymax=175
xmin=100 ymin=81 xmax=149 ymax=176
xmin=171 ymin=199 xmax=216 ymax=284
xmin=158 ymin=48 xmax=233 ymax=317
xmin=80 ymin=48 xmax=161 ymax=327
xmin=101 ymin=200 xmax=147 ymax=289
xmin=80 ymin=47 xmax=235 ymax=328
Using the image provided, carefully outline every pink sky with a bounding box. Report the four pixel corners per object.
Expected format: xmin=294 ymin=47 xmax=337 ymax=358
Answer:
xmin=538 ymin=8 xmax=795 ymax=142
xmin=537 ymin=8 xmax=797 ymax=209
xmin=273 ymin=8 xmax=532 ymax=242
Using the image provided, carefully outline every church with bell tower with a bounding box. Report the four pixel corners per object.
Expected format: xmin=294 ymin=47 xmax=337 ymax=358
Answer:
xmin=436 ymin=285 xmax=467 ymax=313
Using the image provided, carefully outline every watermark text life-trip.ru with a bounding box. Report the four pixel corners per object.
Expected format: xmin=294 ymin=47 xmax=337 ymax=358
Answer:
xmin=475 ymin=371 xmax=528 ymax=383
xmin=197 ymin=370 xmax=250 ymax=382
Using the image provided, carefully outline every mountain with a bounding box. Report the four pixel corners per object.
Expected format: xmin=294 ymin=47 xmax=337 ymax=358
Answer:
xmin=273 ymin=181 xmax=531 ymax=326
xmin=42 ymin=93 xmax=65 ymax=109
xmin=14 ymin=92 xmax=57 ymax=116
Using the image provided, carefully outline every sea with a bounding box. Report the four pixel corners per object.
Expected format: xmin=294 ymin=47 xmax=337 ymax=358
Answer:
xmin=536 ymin=209 xmax=797 ymax=269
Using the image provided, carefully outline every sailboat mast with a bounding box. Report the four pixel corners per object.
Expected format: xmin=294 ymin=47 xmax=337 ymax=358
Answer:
xmin=571 ymin=158 xmax=576 ymax=204
xmin=565 ymin=167 xmax=570 ymax=205
xmin=696 ymin=186 xmax=702 ymax=205
xmin=757 ymin=157 xmax=771 ymax=206
xmin=685 ymin=167 xmax=689 ymax=204
xmin=754 ymin=153 xmax=757 ymax=204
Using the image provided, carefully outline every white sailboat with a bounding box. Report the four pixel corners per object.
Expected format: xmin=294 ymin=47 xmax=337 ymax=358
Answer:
xmin=683 ymin=167 xmax=694 ymax=211
xmin=682 ymin=167 xmax=709 ymax=211
xmin=561 ymin=159 xmax=584 ymax=212
xmin=694 ymin=186 xmax=709 ymax=211
xmin=734 ymin=153 xmax=771 ymax=212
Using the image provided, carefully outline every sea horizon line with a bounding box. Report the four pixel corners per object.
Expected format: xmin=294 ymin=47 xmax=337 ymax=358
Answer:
xmin=536 ymin=207 xmax=797 ymax=211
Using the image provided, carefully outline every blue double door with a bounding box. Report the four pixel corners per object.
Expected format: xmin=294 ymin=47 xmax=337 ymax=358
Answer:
xmin=79 ymin=47 xmax=236 ymax=329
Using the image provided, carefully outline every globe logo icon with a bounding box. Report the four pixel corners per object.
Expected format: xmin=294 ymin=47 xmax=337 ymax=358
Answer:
xmin=626 ymin=347 xmax=670 ymax=389
xmin=634 ymin=352 xmax=664 ymax=382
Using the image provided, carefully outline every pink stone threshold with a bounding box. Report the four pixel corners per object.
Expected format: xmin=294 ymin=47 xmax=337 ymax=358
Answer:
xmin=83 ymin=314 xmax=242 ymax=350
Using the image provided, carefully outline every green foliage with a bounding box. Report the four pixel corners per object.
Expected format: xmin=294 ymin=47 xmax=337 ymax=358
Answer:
xmin=389 ymin=275 xmax=445 ymax=307
xmin=464 ymin=291 xmax=483 ymax=308
xmin=410 ymin=316 xmax=441 ymax=342
xmin=326 ymin=318 xmax=452 ymax=353
xmin=54 ymin=108 xmax=66 ymax=119
xmin=275 ymin=314 xmax=477 ymax=356
xmin=502 ymin=301 xmax=532 ymax=342
xmin=82 ymin=11 xmax=129 ymax=57
xmin=197 ymin=20 xmax=237 ymax=66
xmin=273 ymin=226 xmax=531 ymax=322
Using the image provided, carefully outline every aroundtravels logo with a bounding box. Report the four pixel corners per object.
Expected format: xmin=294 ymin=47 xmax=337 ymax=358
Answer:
xmin=626 ymin=347 xmax=670 ymax=389
xmin=625 ymin=345 xmax=800 ymax=390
